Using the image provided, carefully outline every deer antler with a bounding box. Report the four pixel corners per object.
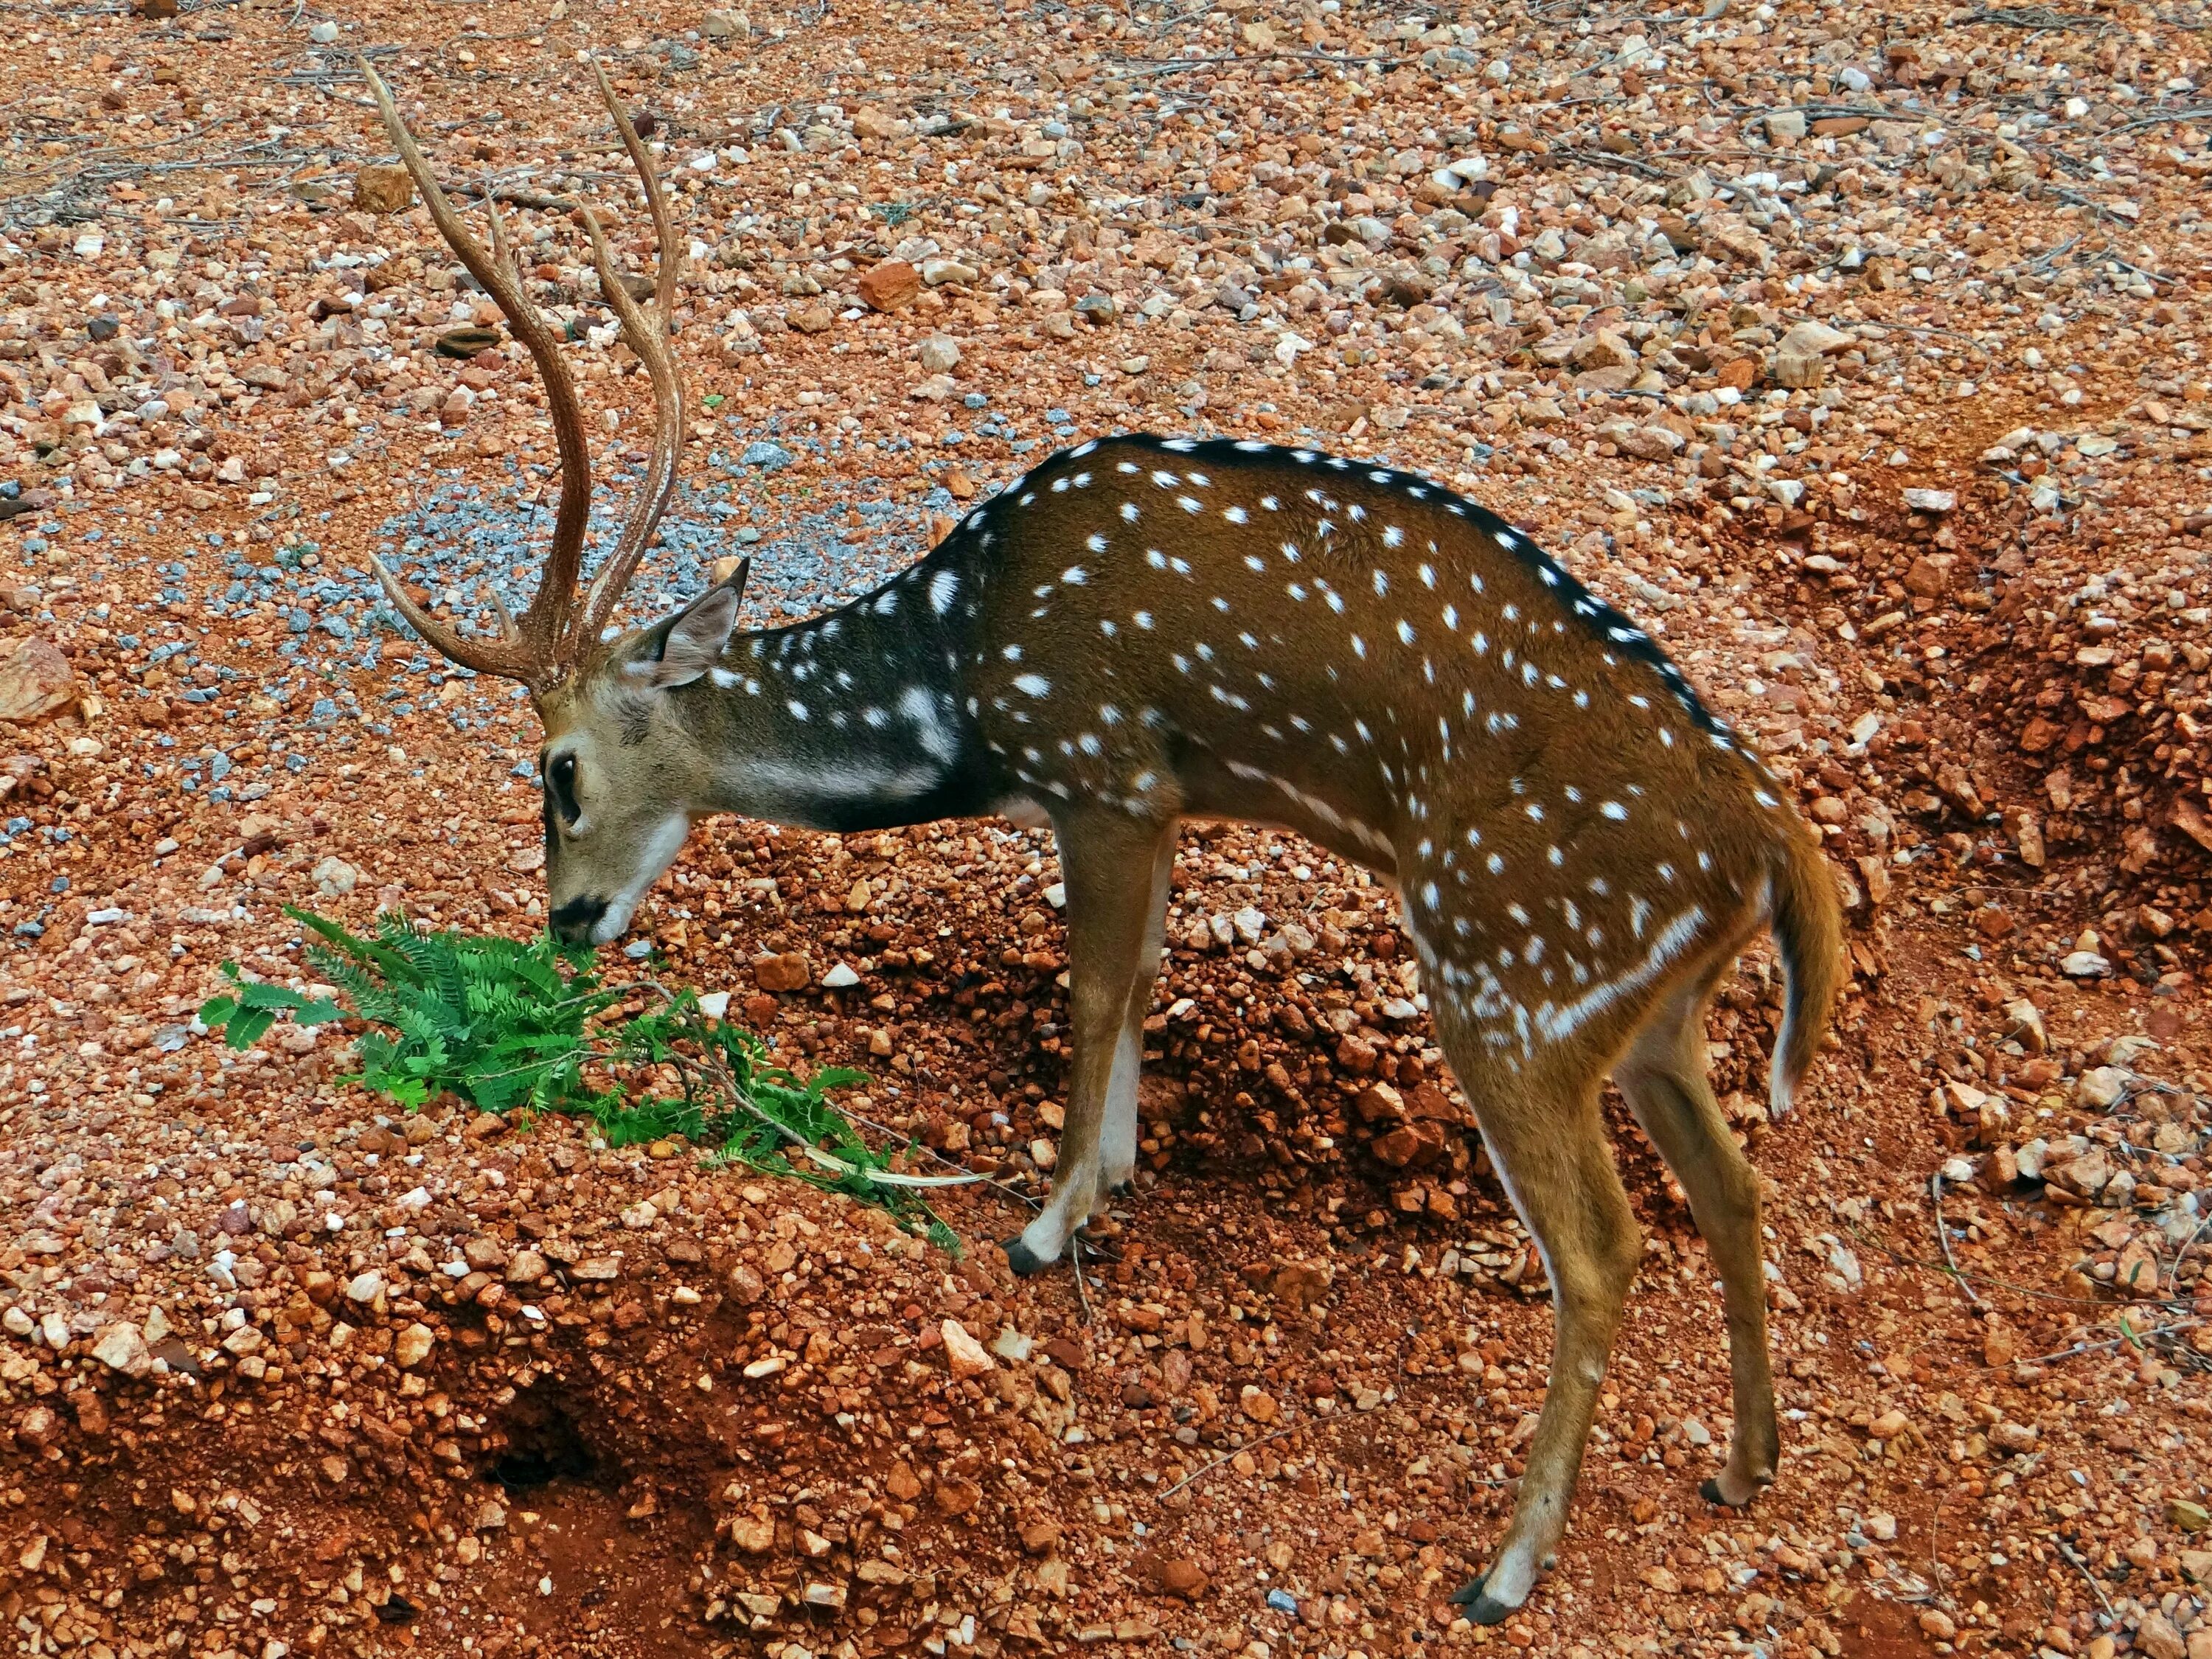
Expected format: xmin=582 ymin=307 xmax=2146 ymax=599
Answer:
xmin=577 ymin=59 xmax=685 ymax=649
xmin=355 ymin=57 xmax=684 ymax=694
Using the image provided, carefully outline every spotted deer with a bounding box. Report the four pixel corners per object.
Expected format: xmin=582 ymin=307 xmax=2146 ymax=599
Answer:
xmin=363 ymin=65 xmax=1843 ymax=1621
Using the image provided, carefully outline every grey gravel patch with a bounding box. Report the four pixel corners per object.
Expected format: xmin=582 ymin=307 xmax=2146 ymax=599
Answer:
xmin=366 ymin=437 xmax=956 ymax=648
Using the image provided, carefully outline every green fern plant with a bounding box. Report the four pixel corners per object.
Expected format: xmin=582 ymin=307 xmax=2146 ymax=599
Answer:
xmin=200 ymin=906 xmax=962 ymax=1250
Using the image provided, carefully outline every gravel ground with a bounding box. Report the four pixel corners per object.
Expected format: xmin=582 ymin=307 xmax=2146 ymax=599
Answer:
xmin=3 ymin=0 xmax=2212 ymax=1655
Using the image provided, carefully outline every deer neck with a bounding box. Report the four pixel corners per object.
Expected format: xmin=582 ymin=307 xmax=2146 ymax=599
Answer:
xmin=685 ymin=575 xmax=992 ymax=833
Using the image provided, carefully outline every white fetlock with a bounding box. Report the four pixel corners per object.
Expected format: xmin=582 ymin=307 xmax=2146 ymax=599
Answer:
xmin=1098 ymin=1024 xmax=1141 ymax=1192
xmin=1008 ymin=1183 xmax=1090 ymax=1276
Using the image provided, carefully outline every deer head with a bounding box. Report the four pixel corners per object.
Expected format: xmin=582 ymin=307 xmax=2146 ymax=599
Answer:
xmin=359 ymin=58 xmax=718 ymax=942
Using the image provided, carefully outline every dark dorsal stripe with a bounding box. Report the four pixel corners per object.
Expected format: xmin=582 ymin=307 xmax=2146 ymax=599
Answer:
xmin=1064 ymin=433 xmax=1731 ymax=744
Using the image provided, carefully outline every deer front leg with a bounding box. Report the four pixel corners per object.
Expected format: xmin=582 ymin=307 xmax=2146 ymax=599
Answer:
xmin=1006 ymin=812 xmax=1177 ymax=1276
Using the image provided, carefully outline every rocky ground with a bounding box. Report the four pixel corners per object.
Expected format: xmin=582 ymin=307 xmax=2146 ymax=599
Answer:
xmin=4 ymin=0 xmax=2212 ymax=1655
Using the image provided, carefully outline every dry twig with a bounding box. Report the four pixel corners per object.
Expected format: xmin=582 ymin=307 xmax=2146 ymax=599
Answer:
xmin=1155 ymin=1423 xmax=1298 ymax=1501
xmin=1929 ymin=1172 xmax=1986 ymax=1308
xmin=2056 ymin=1538 xmax=2118 ymax=1618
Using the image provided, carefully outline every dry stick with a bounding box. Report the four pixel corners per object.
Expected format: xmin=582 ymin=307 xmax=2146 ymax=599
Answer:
xmin=2108 ymin=254 xmax=2178 ymax=287
xmin=2166 ymin=1207 xmax=2212 ymax=1289
xmin=1840 ymin=1219 xmax=2176 ymax=1310
xmin=692 ymin=1038 xmax=982 ymax=1192
xmin=1070 ymin=1233 xmax=1094 ymax=1326
xmin=1928 ymin=1172 xmax=1985 ymax=1308
xmin=1543 ymin=147 xmax=1675 ymax=180
xmin=445 ymin=178 xmax=590 ymax=212
xmin=618 ymin=983 xmax=988 ymax=1196
xmin=2056 ymin=1538 xmax=2117 ymax=1619
xmin=1155 ymin=1423 xmax=1298 ymax=1502
xmin=837 ymin=1099 xmax=1041 ymax=1211
xmin=1924 ymin=1486 xmax=1952 ymax=1606
xmin=2014 ymin=1318 xmax=2204 ymax=1368
xmin=1111 ymin=46 xmax=1405 ymax=79
xmin=1963 ymin=5 xmax=2112 ymax=28
xmin=706 ymin=1049 xmax=1042 ymax=1210
xmin=2103 ymin=102 xmax=2212 ymax=136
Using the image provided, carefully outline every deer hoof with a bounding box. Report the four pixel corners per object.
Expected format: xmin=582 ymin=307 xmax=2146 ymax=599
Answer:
xmin=1002 ymin=1235 xmax=1055 ymax=1277
xmin=1447 ymin=1575 xmax=1517 ymax=1627
xmin=1700 ymin=1473 xmax=1768 ymax=1508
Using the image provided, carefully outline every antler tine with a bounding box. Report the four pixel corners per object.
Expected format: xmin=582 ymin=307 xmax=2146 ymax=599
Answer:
xmin=594 ymin=60 xmax=681 ymax=323
xmin=357 ymin=56 xmax=595 ymax=690
xmin=364 ymin=552 xmax=524 ymax=681
xmin=577 ymin=60 xmax=686 ymax=647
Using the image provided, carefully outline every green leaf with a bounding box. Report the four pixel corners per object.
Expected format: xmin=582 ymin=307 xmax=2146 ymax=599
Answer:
xmin=234 ymin=980 xmax=312 ymax=1012
xmin=226 ymin=1007 xmax=276 ymax=1050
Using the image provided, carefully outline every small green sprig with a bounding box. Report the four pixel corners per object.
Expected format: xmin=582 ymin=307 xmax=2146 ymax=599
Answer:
xmin=198 ymin=906 xmax=963 ymax=1250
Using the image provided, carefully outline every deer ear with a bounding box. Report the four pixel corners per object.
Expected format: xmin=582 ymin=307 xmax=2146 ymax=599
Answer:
xmin=643 ymin=582 xmax=740 ymax=689
xmin=708 ymin=554 xmax=751 ymax=604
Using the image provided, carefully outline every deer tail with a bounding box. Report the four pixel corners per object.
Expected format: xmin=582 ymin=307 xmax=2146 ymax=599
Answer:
xmin=1766 ymin=827 xmax=1843 ymax=1120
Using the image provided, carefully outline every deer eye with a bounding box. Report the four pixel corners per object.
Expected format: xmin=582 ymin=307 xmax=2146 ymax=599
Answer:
xmin=546 ymin=753 xmax=582 ymax=826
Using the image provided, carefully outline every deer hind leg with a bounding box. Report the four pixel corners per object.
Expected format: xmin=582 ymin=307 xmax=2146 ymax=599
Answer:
xmin=1097 ymin=828 xmax=1178 ymax=1200
xmin=1006 ymin=812 xmax=1178 ymax=1276
xmin=1613 ymin=961 xmax=1779 ymax=1508
xmin=1440 ymin=1039 xmax=1641 ymax=1625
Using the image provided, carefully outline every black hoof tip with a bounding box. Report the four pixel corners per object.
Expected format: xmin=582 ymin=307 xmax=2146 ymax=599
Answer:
xmin=1700 ymin=1472 xmax=1773 ymax=1508
xmin=1447 ymin=1580 xmax=1514 ymax=1626
xmin=1002 ymin=1236 xmax=1052 ymax=1277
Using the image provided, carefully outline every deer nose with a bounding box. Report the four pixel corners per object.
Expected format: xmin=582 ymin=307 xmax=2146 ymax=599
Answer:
xmin=549 ymin=895 xmax=609 ymax=945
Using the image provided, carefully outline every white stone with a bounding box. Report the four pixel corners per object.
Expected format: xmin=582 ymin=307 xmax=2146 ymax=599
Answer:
xmin=1777 ymin=320 xmax=1854 ymax=357
xmin=939 ymin=1318 xmax=996 ymax=1377
xmin=91 ymin=1321 xmax=152 ymax=1377
xmin=2072 ymin=1066 xmax=2129 ymax=1110
xmin=821 ymin=962 xmax=860 ymax=989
